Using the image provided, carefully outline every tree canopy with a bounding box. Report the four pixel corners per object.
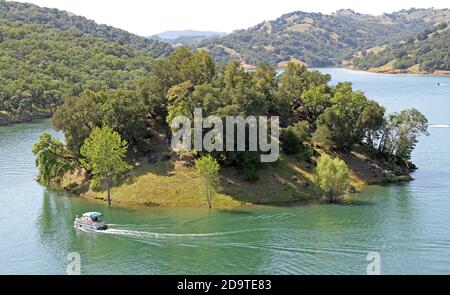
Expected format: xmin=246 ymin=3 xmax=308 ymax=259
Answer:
xmin=32 ymin=133 xmax=75 ymax=185
xmin=316 ymin=154 xmax=349 ymax=202
xmin=32 ymin=47 xmax=429 ymax=195
xmin=0 ymin=20 xmax=155 ymax=120
xmin=195 ymin=155 xmax=221 ymax=209
xmin=80 ymin=126 xmax=132 ymax=205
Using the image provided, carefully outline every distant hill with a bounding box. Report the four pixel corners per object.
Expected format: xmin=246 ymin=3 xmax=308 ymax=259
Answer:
xmin=197 ymin=8 xmax=450 ymax=68
xmin=150 ymin=30 xmax=227 ymax=47
xmin=153 ymin=30 xmax=227 ymax=40
xmin=353 ymin=19 xmax=450 ymax=73
xmin=0 ymin=0 xmax=173 ymax=57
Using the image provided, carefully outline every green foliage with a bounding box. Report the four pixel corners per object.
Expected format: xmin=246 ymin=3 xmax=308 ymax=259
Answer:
xmin=357 ymin=101 xmax=386 ymax=146
xmin=100 ymin=90 xmax=148 ymax=146
xmin=312 ymin=124 xmax=335 ymax=150
xmin=53 ymin=90 xmax=148 ymax=154
xmin=53 ymin=94 xmax=102 ymax=154
xmin=32 ymin=133 xmax=74 ymax=184
xmin=354 ymin=25 xmax=450 ymax=72
xmin=166 ymin=81 xmax=196 ymax=127
xmin=300 ymin=84 xmax=332 ymax=122
xmin=0 ymin=1 xmax=172 ymax=57
xmin=80 ymin=126 xmax=132 ymax=205
xmin=316 ymin=83 xmax=385 ymax=150
xmin=316 ymin=154 xmax=349 ymax=201
xmin=377 ymin=108 xmax=429 ymax=161
xmin=281 ymin=121 xmax=310 ymax=155
xmin=139 ymin=47 xmax=215 ymax=120
xmin=197 ymin=9 xmax=445 ymax=67
xmin=0 ymin=20 xmax=154 ymax=118
xmin=35 ymin=46 xmax=427 ymax=188
xmin=276 ymin=62 xmax=331 ymax=119
xmin=195 ymin=155 xmax=221 ymax=208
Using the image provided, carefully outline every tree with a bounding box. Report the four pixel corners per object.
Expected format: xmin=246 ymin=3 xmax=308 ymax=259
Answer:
xmin=80 ymin=126 xmax=132 ymax=206
xmin=195 ymin=155 xmax=221 ymax=209
xmin=100 ymin=90 xmax=148 ymax=146
xmin=277 ymin=62 xmax=331 ymax=112
xmin=300 ymin=84 xmax=332 ymax=123
xmin=357 ymin=101 xmax=385 ymax=146
xmin=166 ymin=81 xmax=195 ymax=126
xmin=378 ymin=108 xmax=429 ymax=161
xmin=53 ymin=93 xmax=102 ymax=154
xmin=316 ymin=154 xmax=349 ymax=202
xmin=312 ymin=123 xmax=334 ymax=150
xmin=277 ymin=62 xmax=308 ymax=110
xmin=32 ymin=133 xmax=75 ymax=184
xmin=281 ymin=121 xmax=310 ymax=155
xmin=317 ymin=83 xmax=370 ymax=149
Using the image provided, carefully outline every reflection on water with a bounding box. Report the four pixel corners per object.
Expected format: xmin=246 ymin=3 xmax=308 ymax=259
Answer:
xmin=1 ymin=70 xmax=450 ymax=274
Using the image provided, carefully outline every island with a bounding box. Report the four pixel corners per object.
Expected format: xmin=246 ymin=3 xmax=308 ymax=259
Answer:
xmin=32 ymin=48 xmax=429 ymax=208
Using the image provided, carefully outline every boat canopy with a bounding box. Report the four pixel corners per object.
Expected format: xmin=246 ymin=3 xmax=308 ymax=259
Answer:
xmin=82 ymin=212 xmax=103 ymax=218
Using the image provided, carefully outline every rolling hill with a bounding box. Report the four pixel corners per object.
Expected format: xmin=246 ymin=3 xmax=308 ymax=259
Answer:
xmin=197 ymin=8 xmax=450 ymax=68
xmin=0 ymin=0 xmax=173 ymax=57
xmin=0 ymin=19 xmax=157 ymax=124
xmin=150 ymin=30 xmax=227 ymax=47
xmin=352 ymin=21 xmax=450 ymax=73
xmin=0 ymin=0 xmax=179 ymax=125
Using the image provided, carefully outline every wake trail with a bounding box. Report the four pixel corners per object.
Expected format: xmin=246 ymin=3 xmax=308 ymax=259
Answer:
xmin=99 ymin=227 xmax=267 ymax=239
xmin=430 ymin=124 xmax=450 ymax=128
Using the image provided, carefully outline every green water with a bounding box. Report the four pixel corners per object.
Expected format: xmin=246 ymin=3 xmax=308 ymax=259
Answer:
xmin=1 ymin=69 xmax=450 ymax=274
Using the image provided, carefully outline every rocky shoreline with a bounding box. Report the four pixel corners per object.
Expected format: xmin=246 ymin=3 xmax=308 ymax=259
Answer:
xmin=0 ymin=113 xmax=51 ymax=126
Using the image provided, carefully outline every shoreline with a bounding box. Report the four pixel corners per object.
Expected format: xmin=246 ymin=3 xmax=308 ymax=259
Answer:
xmin=273 ymin=64 xmax=450 ymax=76
xmin=57 ymin=147 xmax=415 ymax=209
xmin=341 ymin=65 xmax=450 ymax=76
xmin=0 ymin=113 xmax=51 ymax=127
xmin=63 ymin=173 xmax=413 ymax=209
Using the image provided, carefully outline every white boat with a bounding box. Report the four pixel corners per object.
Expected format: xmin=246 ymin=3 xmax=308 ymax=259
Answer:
xmin=74 ymin=212 xmax=108 ymax=231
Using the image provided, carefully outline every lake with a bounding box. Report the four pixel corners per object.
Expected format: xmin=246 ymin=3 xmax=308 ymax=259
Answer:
xmin=1 ymin=68 xmax=449 ymax=274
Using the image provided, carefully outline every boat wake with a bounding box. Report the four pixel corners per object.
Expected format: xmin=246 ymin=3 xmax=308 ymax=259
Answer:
xmin=430 ymin=124 xmax=450 ymax=128
xmin=99 ymin=227 xmax=264 ymax=240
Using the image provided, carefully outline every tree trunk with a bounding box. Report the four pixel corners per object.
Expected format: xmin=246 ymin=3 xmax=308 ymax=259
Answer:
xmin=207 ymin=187 xmax=212 ymax=209
xmin=107 ymin=182 xmax=111 ymax=206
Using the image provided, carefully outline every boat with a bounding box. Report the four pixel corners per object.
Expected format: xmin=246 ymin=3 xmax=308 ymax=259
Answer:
xmin=74 ymin=212 xmax=108 ymax=231
xmin=436 ymin=82 xmax=441 ymax=86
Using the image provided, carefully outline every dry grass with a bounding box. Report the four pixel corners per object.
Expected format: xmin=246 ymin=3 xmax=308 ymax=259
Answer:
xmin=277 ymin=58 xmax=308 ymax=68
xmin=63 ymin=146 xmax=387 ymax=208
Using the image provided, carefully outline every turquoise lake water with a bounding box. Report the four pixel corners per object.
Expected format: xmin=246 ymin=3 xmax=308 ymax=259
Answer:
xmin=0 ymin=68 xmax=449 ymax=274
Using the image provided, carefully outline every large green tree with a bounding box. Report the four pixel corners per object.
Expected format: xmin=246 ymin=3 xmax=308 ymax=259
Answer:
xmin=281 ymin=121 xmax=310 ymax=155
xmin=316 ymin=154 xmax=349 ymax=202
xmin=53 ymin=93 xmax=102 ymax=154
xmin=32 ymin=133 xmax=75 ymax=184
xmin=316 ymin=83 xmax=384 ymax=149
xmin=378 ymin=108 xmax=429 ymax=161
xmin=80 ymin=126 xmax=132 ymax=206
xmin=195 ymin=155 xmax=221 ymax=209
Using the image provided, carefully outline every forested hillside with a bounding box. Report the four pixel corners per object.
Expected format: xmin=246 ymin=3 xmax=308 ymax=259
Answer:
xmin=0 ymin=20 xmax=153 ymax=122
xmin=353 ymin=22 xmax=450 ymax=73
xmin=197 ymin=8 xmax=450 ymax=68
xmin=0 ymin=1 xmax=173 ymax=57
xmin=0 ymin=0 xmax=176 ymax=124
